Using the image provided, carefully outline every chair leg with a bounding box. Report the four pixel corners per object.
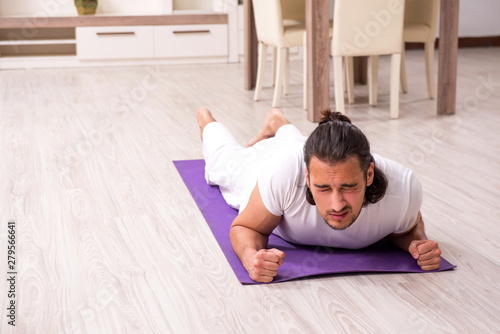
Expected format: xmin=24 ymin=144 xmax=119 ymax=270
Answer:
xmin=368 ymin=55 xmax=379 ymax=106
xmin=254 ymin=43 xmax=268 ymax=101
xmin=342 ymin=58 xmax=347 ymax=93
xmin=400 ymin=43 xmax=408 ymax=94
xmin=272 ymin=47 xmax=277 ymax=87
xmin=345 ymin=56 xmax=355 ymax=104
xmin=272 ymin=47 xmax=286 ymax=108
xmin=303 ymin=37 xmax=307 ymax=110
xmin=283 ymin=48 xmax=290 ymax=96
xmin=390 ymin=53 xmax=401 ymax=119
xmin=333 ymin=56 xmax=345 ymax=114
xmin=425 ymin=41 xmax=435 ymax=99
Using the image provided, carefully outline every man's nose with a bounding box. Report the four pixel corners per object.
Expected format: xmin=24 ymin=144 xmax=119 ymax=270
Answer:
xmin=330 ymin=191 xmax=345 ymax=211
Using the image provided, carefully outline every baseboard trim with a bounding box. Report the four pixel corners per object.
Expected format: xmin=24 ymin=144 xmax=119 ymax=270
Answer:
xmin=406 ymin=36 xmax=500 ymax=50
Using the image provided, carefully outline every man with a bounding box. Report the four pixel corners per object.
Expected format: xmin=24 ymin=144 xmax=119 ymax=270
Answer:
xmin=197 ymin=107 xmax=442 ymax=283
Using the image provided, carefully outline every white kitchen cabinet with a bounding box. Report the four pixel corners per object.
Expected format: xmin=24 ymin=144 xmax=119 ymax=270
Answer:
xmin=76 ymin=26 xmax=155 ymax=60
xmin=154 ymin=24 xmax=228 ymax=58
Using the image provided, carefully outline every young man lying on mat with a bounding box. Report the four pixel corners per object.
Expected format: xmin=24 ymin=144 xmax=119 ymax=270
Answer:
xmin=197 ymin=107 xmax=441 ymax=283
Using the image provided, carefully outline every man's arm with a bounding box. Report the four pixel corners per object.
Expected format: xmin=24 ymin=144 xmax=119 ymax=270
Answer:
xmin=387 ymin=211 xmax=442 ymax=271
xmin=230 ymin=183 xmax=284 ymax=283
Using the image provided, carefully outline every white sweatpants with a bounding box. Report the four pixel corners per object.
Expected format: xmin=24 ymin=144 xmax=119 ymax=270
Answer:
xmin=202 ymin=122 xmax=305 ymax=210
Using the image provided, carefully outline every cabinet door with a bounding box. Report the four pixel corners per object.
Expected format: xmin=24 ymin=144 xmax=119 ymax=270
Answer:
xmin=154 ymin=24 xmax=228 ymax=58
xmin=76 ymin=26 xmax=154 ymax=60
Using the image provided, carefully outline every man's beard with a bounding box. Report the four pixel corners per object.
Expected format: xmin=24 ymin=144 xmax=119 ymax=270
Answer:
xmin=322 ymin=207 xmax=358 ymax=231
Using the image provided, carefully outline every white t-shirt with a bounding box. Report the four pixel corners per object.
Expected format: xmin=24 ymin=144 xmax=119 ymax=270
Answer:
xmin=241 ymin=129 xmax=422 ymax=250
xmin=204 ymin=122 xmax=422 ymax=249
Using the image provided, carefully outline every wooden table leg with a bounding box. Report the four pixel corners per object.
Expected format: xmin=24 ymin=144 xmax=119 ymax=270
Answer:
xmin=306 ymin=0 xmax=331 ymax=123
xmin=437 ymin=0 xmax=459 ymax=115
xmin=244 ymin=0 xmax=258 ymax=90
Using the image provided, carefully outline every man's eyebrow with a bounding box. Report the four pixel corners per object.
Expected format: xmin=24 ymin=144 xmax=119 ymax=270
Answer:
xmin=313 ymin=183 xmax=358 ymax=188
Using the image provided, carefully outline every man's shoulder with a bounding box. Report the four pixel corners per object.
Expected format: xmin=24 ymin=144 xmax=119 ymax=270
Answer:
xmin=262 ymin=141 xmax=307 ymax=185
xmin=373 ymin=153 xmax=412 ymax=177
xmin=372 ymin=153 xmax=419 ymax=197
xmin=270 ymin=139 xmax=306 ymax=163
xmin=368 ymin=153 xmax=423 ymax=235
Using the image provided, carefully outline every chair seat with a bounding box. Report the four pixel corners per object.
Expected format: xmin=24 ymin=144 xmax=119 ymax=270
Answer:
xmin=283 ymin=19 xmax=303 ymax=26
xmin=284 ymin=20 xmax=334 ymax=39
xmin=281 ymin=23 xmax=307 ymax=47
xmin=404 ymin=22 xmax=433 ymax=42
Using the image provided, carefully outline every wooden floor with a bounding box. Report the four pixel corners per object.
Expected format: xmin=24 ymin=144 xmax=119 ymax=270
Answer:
xmin=1 ymin=47 xmax=499 ymax=333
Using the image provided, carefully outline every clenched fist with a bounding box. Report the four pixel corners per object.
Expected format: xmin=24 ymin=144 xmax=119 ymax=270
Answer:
xmin=247 ymin=248 xmax=285 ymax=283
xmin=409 ymin=240 xmax=441 ymax=271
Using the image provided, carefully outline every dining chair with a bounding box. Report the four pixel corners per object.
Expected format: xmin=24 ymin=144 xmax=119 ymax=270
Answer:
xmin=332 ymin=0 xmax=405 ymax=119
xmin=252 ymin=0 xmax=307 ymax=108
xmin=401 ymin=0 xmax=440 ymax=99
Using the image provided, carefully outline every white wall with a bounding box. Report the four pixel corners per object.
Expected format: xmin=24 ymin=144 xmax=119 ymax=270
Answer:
xmin=1 ymin=0 xmax=76 ymax=16
xmin=0 ymin=0 xmax=211 ymax=16
xmin=458 ymin=0 xmax=500 ymax=37
xmin=173 ymin=0 xmax=211 ymax=11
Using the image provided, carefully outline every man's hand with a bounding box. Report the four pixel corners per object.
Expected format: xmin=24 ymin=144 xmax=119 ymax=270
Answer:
xmin=409 ymin=240 xmax=441 ymax=271
xmin=230 ymin=183 xmax=285 ymax=283
xmin=388 ymin=211 xmax=442 ymax=271
xmin=247 ymin=248 xmax=285 ymax=283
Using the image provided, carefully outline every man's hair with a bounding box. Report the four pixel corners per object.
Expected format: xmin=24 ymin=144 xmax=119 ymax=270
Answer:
xmin=303 ymin=109 xmax=387 ymax=206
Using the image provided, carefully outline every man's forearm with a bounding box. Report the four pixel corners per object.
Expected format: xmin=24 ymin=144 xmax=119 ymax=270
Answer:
xmin=388 ymin=211 xmax=427 ymax=252
xmin=388 ymin=211 xmax=442 ymax=270
xmin=230 ymin=225 xmax=269 ymax=270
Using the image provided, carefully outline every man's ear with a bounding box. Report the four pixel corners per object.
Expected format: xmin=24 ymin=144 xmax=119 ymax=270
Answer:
xmin=367 ymin=162 xmax=374 ymax=186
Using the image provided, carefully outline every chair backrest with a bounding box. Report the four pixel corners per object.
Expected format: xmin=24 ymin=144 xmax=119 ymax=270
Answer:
xmin=332 ymin=0 xmax=405 ymax=57
xmin=252 ymin=0 xmax=284 ymax=46
xmin=404 ymin=0 xmax=439 ymax=36
xmin=281 ymin=0 xmax=305 ymax=24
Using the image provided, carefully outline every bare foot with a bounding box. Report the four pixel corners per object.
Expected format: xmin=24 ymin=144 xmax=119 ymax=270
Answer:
xmin=197 ymin=107 xmax=216 ymax=141
xmin=247 ymin=108 xmax=290 ymax=147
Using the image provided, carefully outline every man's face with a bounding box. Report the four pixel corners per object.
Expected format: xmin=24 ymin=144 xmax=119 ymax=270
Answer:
xmin=306 ymin=155 xmax=374 ymax=230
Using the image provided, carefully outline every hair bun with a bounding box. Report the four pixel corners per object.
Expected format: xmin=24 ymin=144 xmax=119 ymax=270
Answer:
xmin=319 ymin=109 xmax=352 ymax=125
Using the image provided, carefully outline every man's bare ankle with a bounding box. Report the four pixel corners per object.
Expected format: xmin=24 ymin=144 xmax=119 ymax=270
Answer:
xmin=267 ymin=109 xmax=289 ymax=133
xmin=197 ymin=107 xmax=216 ymax=140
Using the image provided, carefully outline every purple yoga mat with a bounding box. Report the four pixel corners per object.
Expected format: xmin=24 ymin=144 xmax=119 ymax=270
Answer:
xmin=174 ymin=159 xmax=456 ymax=284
